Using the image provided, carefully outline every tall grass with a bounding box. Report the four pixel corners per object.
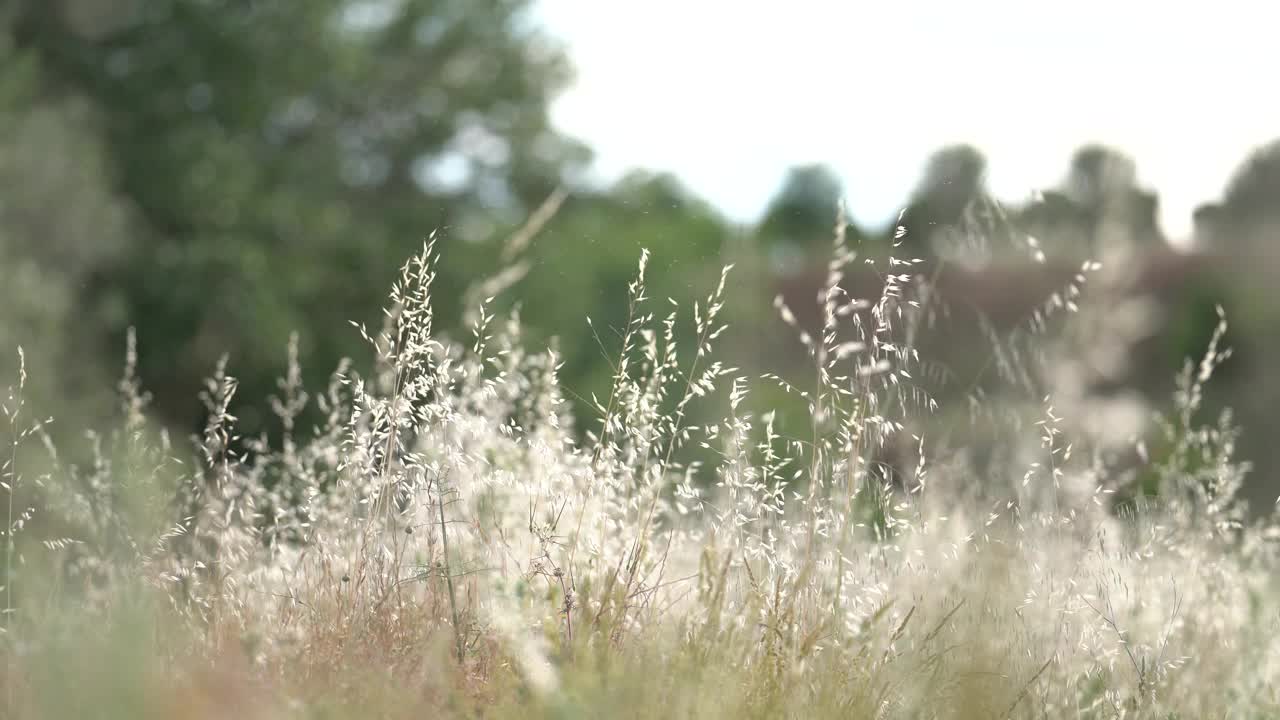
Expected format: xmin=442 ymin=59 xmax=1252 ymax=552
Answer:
xmin=2 ymin=217 xmax=1278 ymax=719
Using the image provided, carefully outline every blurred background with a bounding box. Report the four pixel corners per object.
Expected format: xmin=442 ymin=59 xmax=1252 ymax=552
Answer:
xmin=2 ymin=0 xmax=1278 ymax=502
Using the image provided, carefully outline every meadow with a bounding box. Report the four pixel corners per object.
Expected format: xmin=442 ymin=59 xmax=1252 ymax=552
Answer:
xmin=3 ymin=222 xmax=1278 ymax=719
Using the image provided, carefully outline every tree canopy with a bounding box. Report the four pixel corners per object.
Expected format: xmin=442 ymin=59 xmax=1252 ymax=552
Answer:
xmin=1222 ymin=139 xmax=1280 ymax=228
xmin=9 ymin=0 xmax=589 ymax=430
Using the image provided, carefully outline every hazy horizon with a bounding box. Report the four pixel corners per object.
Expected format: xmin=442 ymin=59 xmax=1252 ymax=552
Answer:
xmin=538 ymin=0 xmax=1277 ymax=242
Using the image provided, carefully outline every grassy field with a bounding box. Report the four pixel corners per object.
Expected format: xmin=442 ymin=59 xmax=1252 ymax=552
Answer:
xmin=3 ymin=232 xmax=1279 ymax=719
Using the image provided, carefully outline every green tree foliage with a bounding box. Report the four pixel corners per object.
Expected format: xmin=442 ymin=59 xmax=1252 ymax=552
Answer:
xmin=1222 ymin=139 xmax=1280 ymax=224
xmin=758 ymin=165 xmax=843 ymax=246
xmin=518 ymin=171 xmax=733 ymax=420
xmin=897 ymin=145 xmax=1004 ymax=266
xmin=1176 ymin=140 xmax=1280 ymax=507
xmin=1192 ymin=139 xmax=1280 ymax=259
xmin=1021 ymin=145 xmax=1163 ymax=261
xmin=912 ymin=145 xmax=987 ymax=227
xmin=1188 ymin=139 xmax=1280 ymax=368
xmin=1065 ymin=146 xmax=1136 ymax=206
xmin=9 ymin=0 xmax=589 ymax=432
xmin=1198 ymin=138 xmax=1280 ymax=257
xmin=0 ymin=35 xmax=132 ymax=428
xmin=756 ymin=164 xmax=875 ymax=281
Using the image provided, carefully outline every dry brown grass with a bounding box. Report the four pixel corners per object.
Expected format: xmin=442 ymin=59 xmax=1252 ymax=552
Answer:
xmin=3 ymin=216 xmax=1279 ymax=719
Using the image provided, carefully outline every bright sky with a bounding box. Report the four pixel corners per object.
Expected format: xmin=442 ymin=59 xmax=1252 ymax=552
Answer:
xmin=535 ymin=0 xmax=1277 ymax=241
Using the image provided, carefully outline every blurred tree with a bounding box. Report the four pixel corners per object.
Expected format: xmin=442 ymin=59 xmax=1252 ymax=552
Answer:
xmin=758 ymin=165 xmax=842 ymax=244
xmin=1189 ymin=139 xmax=1280 ymax=375
xmin=1022 ymin=145 xmax=1163 ymax=261
xmin=1065 ymin=145 xmax=1137 ymax=210
xmin=518 ymin=171 xmax=733 ymax=421
xmin=1174 ymin=140 xmax=1280 ymax=508
xmin=912 ymin=145 xmax=987 ymax=226
xmin=0 ymin=34 xmax=132 ymax=431
xmin=1020 ymin=188 xmax=1087 ymax=251
xmin=756 ymin=164 xmax=870 ymax=276
xmin=1222 ymin=139 xmax=1280 ymax=225
xmin=9 ymin=0 xmax=590 ymax=433
xmin=898 ymin=144 xmax=1006 ymax=267
xmin=1192 ymin=203 xmax=1224 ymax=248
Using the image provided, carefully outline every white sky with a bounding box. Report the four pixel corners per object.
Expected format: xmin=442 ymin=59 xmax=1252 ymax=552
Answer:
xmin=535 ymin=0 xmax=1277 ymax=240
